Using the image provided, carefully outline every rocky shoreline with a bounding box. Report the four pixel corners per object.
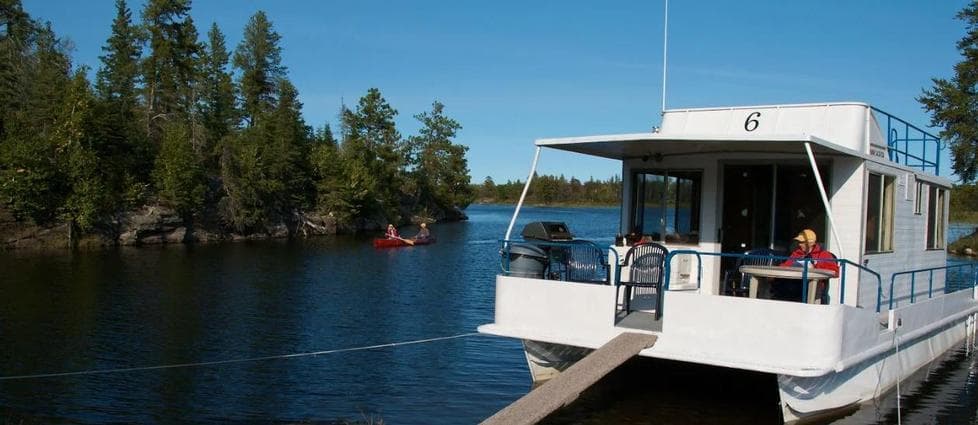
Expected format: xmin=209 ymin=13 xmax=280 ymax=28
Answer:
xmin=1 ymin=205 xmax=465 ymax=251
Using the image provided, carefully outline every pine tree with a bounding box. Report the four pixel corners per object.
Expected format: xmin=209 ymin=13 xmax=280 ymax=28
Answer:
xmin=94 ymin=0 xmax=150 ymax=207
xmin=0 ymin=0 xmax=34 ymax=139
xmin=199 ymin=22 xmax=236 ymax=163
xmin=218 ymin=127 xmax=266 ymax=232
xmin=96 ymin=0 xmax=142 ymax=110
xmin=407 ymin=101 xmax=472 ymax=211
xmin=233 ymin=10 xmax=284 ymax=127
xmin=266 ymin=78 xmax=312 ymax=216
xmin=0 ymin=21 xmax=74 ymax=224
xmin=311 ymin=122 xmax=341 ymax=211
xmin=920 ymin=2 xmax=978 ymax=182
xmin=140 ymin=0 xmax=201 ymax=142
xmin=339 ymin=88 xmax=404 ymax=223
xmin=61 ymin=69 xmax=109 ymax=235
xmin=154 ymin=120 xmax=206 ymax=218
xmin=25 ymin=23 xmax=71 ymax=139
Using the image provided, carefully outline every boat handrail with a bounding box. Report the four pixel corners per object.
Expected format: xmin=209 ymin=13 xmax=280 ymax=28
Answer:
xmin=885 ymin=263 xmax=978 ymax=311
xmin=662 ymin=250 xmax=877 ymax=306
xmin=498 ymin=239 xmax=620 ymax=285
xmin=870 ymin=106 xmax=943 ymax=175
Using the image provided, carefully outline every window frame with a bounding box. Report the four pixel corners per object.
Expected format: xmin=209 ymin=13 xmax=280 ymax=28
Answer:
xmin=926 ymin=185 xmax=947 ymax=250
xmin=913 ymin=179 xmax=924 ymax=215
xmin=630 ymin=169 xmax=703 ymax=245
xmin=864 ymin=172 xmax=895 ymax=254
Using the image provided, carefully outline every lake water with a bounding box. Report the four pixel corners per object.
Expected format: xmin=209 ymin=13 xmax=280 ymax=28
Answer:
xmin=1 ymin=204 xmax=976 ymax=424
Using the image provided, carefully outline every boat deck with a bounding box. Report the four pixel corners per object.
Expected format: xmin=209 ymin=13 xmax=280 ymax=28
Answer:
xmin=615 ymin=311 xmax=662 ymax=332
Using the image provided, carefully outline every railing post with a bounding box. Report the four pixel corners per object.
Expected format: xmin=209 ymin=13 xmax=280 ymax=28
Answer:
xmin=904 ymin=122 xmax=911 ymax=166
xmin=801 ymin=260 xmax=810 ymax=303
xmin=839 ymin=262 xmax=846 ymax=305
xmin=911 ymin=274 xmax=917 ymax=304
xmin=929 ymin=269 xmax=934 ymax=299
xmin=889 ymin=275 xmax=896 ymax=311
xmin=877 ymin=270 xmax=884 ymax=313
xmin=663 ymin=252 xmax=672 ymax=291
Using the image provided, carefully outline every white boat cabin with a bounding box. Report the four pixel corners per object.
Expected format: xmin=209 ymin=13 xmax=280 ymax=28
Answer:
xmin=535 ymin=102 xmax=951 ymax=308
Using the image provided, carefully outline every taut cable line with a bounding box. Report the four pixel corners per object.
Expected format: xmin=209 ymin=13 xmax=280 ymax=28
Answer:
xmin=0 ymin=332 xmax=483 ymax=381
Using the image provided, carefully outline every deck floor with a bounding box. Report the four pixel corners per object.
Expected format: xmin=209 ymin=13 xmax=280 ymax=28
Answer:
xmin=615 ymin=311 xmax=662 ymax=332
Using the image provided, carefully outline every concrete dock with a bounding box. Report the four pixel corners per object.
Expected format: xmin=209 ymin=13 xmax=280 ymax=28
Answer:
xmin=481 ymin=332 xmax=658 ymax=425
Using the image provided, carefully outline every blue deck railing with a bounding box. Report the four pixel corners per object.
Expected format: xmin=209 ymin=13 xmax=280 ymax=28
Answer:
xmin=663 ymin=250 xmax=881 ymax=307
xmin=499 ymin=239 xmax=619 ymax=284
xmin=884 ymin=263 xmax=978 ymax=311
xmin=871 ymin=106 xmax=943 ymax=175
xmin=498 ymin=242 xmax=975 ymax=313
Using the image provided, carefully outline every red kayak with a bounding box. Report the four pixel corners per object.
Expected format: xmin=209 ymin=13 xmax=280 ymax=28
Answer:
xmin=372 ymin=237 xmax=436 ymax=248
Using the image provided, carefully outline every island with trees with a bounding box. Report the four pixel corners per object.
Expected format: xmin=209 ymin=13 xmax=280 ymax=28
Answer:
xmin=0 ymin=0 xmax=473 ymax=249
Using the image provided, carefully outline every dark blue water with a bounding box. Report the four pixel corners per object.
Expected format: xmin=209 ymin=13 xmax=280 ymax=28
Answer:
xmin=0 ymin=204 xmax=975 ymax=424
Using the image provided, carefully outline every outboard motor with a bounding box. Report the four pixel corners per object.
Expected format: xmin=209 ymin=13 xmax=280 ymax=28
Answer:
xmin=520 ymin=221 xmax=573 ymax=242
xmin=519 ymin=222 xmax=575 ymax=280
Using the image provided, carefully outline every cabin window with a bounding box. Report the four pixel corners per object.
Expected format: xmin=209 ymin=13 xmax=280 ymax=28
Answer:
xmin=865 ymin=173 xmax=895 ymax=253
xmin=631 ymin=170 xmax=701 ymax=244
xmin=927 ymin=186 xmax=947 ymax=249
xmin=913 ymin=180 xmax=924 ymax=215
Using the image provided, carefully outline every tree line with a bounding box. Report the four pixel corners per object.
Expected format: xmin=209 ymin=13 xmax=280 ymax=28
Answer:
xmin=474 ymin=174 xmax=621 ymax=205
xmin=0 ymin=0 xmax=473 ymax=241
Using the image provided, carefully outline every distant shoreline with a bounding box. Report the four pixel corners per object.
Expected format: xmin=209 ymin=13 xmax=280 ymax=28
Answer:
xmin=471 ymin=201 xmax=618 ymax=209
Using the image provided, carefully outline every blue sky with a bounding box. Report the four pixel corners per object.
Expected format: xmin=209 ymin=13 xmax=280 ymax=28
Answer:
xmin=22 ymin=0 xmax=971 ymax=182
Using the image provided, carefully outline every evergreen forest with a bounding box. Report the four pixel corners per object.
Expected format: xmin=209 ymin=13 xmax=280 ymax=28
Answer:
xmin=472 ymin=174 xmax=622 ymax=206
xmin=0 ymin=0 xmax=474 ymax=245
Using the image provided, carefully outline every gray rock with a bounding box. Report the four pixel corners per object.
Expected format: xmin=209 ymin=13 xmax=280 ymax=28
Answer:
xmin=118 ymin=205 xmax=185 ymax=245
xmin=165 ymin=227 xmax=187 ymax=243
xmin=269 ymin=224 xmax=289 ymax=238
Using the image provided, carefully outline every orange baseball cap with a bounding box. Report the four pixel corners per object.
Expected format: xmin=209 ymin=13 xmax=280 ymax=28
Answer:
xmin=793 ymin=229 xmax=817 ymax=243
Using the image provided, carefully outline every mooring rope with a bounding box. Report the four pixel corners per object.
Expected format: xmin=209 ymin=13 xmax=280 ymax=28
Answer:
xmin=0 ymin=332 xmax=483 ymax=381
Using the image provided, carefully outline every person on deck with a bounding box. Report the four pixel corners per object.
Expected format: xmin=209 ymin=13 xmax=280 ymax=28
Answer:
xmin=778 ymin=229 xmax=839 ymax=303
xmin=414 ymin=222 xmax=431 ymax=241
xmin=385 ymin=224 xmax=400 ymax=239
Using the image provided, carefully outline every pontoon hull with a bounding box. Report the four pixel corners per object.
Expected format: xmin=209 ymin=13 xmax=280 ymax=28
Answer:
xmin=778 ymin=314 xmax=972 ymax=422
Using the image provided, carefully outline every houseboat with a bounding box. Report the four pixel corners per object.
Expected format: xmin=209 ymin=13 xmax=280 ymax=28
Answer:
xmin=477 ymin=102 xmax=978 ymax=422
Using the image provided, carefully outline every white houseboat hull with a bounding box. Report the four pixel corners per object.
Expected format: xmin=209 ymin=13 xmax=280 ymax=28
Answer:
xmin=478 ymin=276 xmax=978 ymax=422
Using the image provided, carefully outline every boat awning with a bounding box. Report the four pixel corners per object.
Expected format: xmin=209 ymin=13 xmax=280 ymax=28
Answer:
xmin=535 ymin=132 xmax=953 ymax=186
xmin=535 ymin=132 xmax=862 ymax=160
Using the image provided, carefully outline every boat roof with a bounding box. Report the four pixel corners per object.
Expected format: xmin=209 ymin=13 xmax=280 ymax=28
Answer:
xmin=536 ymin=132 xmax=836 ymax=159
xmin=534 ymin=102 xmax=952 ymax=186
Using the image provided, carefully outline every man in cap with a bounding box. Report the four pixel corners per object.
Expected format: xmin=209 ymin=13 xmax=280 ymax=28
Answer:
xmin=778 ymin=229 xmax=839 ymax=303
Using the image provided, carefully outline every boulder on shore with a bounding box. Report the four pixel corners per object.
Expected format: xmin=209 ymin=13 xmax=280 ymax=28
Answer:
xmin=118 ymin=205 xmax=186 ymax=245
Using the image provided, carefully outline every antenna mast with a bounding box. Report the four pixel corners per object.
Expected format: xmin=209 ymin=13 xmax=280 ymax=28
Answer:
xmin=661 ymin=0 xmax=669 ymax=115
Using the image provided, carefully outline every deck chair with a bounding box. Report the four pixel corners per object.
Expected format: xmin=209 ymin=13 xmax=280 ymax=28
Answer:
xmin=561 ymin=240 xmax=611 ymax=284
xmin=618 ymin=242 xmax=668 ymax=315
xmin=723 ymin=248 xmax=784 ymax=297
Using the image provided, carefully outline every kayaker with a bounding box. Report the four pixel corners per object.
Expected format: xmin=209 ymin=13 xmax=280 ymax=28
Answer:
xmin=385 ymin=224 xmax=400 ymax=239
xmin=414 ymin=223 xmax=431 ymax=241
